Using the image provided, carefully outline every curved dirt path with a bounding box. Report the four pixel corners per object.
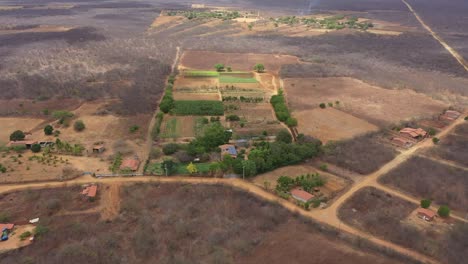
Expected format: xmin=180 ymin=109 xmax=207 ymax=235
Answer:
xmin=402 ymin=0 xmax=468 ymax=72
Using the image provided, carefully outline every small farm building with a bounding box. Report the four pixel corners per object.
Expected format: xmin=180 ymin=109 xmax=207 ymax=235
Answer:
xmin=220 ymin=144 xmax=238 ymax=158
xmin=440 ymin=110 xmax=461 ymax=121
xmin=291 ymin=188 xmax=315 ymax=203
xmin=81 ymin=184 xmax=98 ymax=200
xmin=417 ymin=208 xmax=436 ymax=221
xmin=120 ymin=158 xmax=140 ymax=171
xmin=92 ymin=145 xmax=105 ymax=153
xmin=391 ymin=137 xmax=413 ymax=148
xmin=399 ymin=128 xmax=427 ymax=139
xmin=7 ymin=140 xmax=37 ymax=149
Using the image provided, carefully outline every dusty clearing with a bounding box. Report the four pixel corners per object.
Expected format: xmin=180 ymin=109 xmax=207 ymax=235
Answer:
xmin=174 ymin=76 xmax=218 ymax=90
xmin=150 ymin=14 xmax=185 ymax=29
xmin=0 ymin=118 xmax=44 ymax=144
xmin=284 ymin=77 xmax=447 ymax=126
xmin=295 ymin=108 xmax=379 ymax=142
xmin=252 ymin=165 xmax=349 ymax=200
xmin=0 ymin=225 xmax=34 ymax=253
xmin=180 ymin=51 xmax=299 ymax=73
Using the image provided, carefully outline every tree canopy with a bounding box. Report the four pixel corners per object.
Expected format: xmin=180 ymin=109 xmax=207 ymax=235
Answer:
xmin=10 ymin=130 xmax=25 ymax=141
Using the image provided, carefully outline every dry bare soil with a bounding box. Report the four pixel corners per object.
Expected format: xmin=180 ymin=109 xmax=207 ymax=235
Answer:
xmin=284 ymin=77 xmax=448 ymax=126
xmin=0 ymin=183 xmax=408 ymax=264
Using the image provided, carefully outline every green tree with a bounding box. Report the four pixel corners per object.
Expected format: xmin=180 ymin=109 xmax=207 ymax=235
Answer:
xmin=214 ymin=63 xmax=225 ymax=72
xmin=420 ymin=199 xmax=431 ymax=209
xmin=31 ymin=144 xmax=41 ymax=153
xmin=74 ymin=120 xmax=86 ymax=132
xmin=276 ymin=176 xmax=295 ymax=192
xmin=276 ymin=130 xmax=292 ymax=144
xmin=428 ymin=128 xmax=436 ymax=136
xmin=432 ymin=137 xmax=440 ymax=144
xmin=242 ymin=160 xmax=257 ymax=177
xmin=438 ymin=205 xmax=450 ymax=217
xmin=226 ymin=66 xmax=232 ymax=72
xmin=161 ymin=159 xmax=175 ymax=176
xmin=10 ymin=130 xmax=25 ymax=141
xmin=44 ymin=125 xmax=54 ymax=135
xmin=186 ymin=162 xmax=198 ymax=174
xmin=319 ymin=103 xmax=326 ymax=109
xmin=286 ymin=117 xmax=298 ymax=127
xmin=163 ymin=143 xmax=179 ymax=155
xmin=253 ymin=63 xmax=265 ymax=73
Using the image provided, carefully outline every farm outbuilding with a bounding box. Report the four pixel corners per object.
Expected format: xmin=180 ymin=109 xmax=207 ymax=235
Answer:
xmin=0 ymin=224 xmax=14 ymax=231
xmin=440 ymin=110 xmax=461 ymax=121
xmin=391 ymin=137 xmax=413 ymax=148
xmin=417 ymin=208 xmax=436 ymax=221
xmin=92 ymin=145 xmax=105 ymax=153
xmin=399 ymin=128 xmax=427 ymax=139
xmin=81 ymin=184 xmax=98 ymax=201
xmin=291 ymin=188 xmax=315 ymax=203
xmin=220 ymin=144 xmax=238 ymax=159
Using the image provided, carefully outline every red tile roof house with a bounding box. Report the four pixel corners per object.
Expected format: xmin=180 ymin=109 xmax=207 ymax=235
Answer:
xmin=391 ymin=137 xmax=413 ymax=148
xmin=417 ymin=208 xmax=437 ymax=221
xmin=440 ymin=110 xmax=461 ymax=121
xmin=6 ymin=140 xmax=38 ymax=149
xmin=81 ymin=184 xmax=98 ymax=201
xmin=399 ymin=128 xmax=427 ymax=139
xmin=120 ymin=158 xmax=140 ymax=171
xmin=0 ymin=224 xmax=15 ymax=232
xmin=219 ymin=144 xmax=238 ymax=159
xmin=291 ymin=188 xmax=315 ymax=203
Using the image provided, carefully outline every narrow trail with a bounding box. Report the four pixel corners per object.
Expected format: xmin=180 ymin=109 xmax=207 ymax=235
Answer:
xmin=401 ymin=0 xmax=468 ymax=72
xmin=140 ymin=46 xmax=181 ymax=173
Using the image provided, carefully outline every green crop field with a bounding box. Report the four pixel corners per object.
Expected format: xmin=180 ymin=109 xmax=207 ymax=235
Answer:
xmin=146 ymin=162 xmax=213 ymax=175
xmin=160 ymin=118 xmax=179 ymax=138
xmin=173 ymin=100 xmax=224 ymax=115
xmin=184 ymin=71 xmax=220 ymax=77
xmin=219 ymin=76 xmax=258 ymax=83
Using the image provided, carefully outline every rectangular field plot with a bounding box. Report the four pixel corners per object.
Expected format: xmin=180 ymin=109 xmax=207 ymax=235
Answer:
xmin=294 ymin=108 xmax=378 ymax=143
xmin=380 ymin=156 xmax=468 ymax=212
xmin=173 ymin=100 xmax=224 ymax=116
xmin=160 ymin=116 xmax=197 ymax=138
xmin=284 ymin=77 xmax=447 ymax=126
xmin=219 ymin=76 xmax=258 ymax=83
xmin=173 ymin=91 xmax=220 ymax=101
xmin=174 ymin=76 xmax=218 ymax=90
xmin=183 ymin=70 xmax=220 ymax=77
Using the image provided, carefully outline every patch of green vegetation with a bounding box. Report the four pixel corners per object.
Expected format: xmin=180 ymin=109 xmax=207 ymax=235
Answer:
xmin=272 ymin=15 xmax=373 ymax=31
xmin=161 ymin=118 xmax=179 ymax=138
xmin=168 ymin=10 xmax=242 ymax=21
xmin=110 ymin=153 xmax=123 ymax=173
xmin=194 ymin=117 xmax=209 ymax=137
xmin=270 ymin=90 xmax=295 ymax=126
xmin=219 ymin=76 xmax=258 ymax=83
xmin=184 ymin=71 xmax=220 ymax=77
xmin=173 ymin=101 xmax=224 ymax=116
xmin=151 ymin=112 xmax=164 ymax=140
xmin=146 ymin=162 xmax=213 ymax=175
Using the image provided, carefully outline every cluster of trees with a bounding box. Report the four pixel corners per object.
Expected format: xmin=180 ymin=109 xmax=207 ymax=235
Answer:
xmin=168 ymin=10 xmax=242 ymax=21
xmin=270 ymin=90 xmax=298 ymax=127
xmin=276 ymin=173 xmax=325 ymax=193
xmin=159 ymin=81 xmax=175 ymax=113
xmin=272 ymin=15 xmax=373 ymax=30
xmin=222 ymin=96 xmax=264 ymax=103
xmin=9 ymin=130 xmax=25 ymax=141
xmin=53 ymin=139 xmax=84 ymax=156
xmin=187 ymin=122 xmax=231 ymax=156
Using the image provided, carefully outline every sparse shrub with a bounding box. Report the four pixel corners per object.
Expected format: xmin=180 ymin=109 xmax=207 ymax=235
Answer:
xmin=31 ymin=144 xmax=41 ymax=153
xmin=286 ymin=117 xmax=298 ymax=127
xmin=129 ymin=125 xmax=140 ymax=133
xmin=33 ymin=225 xmax=49 ymax=239
xmin=319 ymin=103 xmax=326 ymax=109
xmin=328 ymin=102 xmax=333 ymax=107
xmin=150 ymin=148 xmax=161 ymax=159
xmin=253 ymin=63 xmax=265 ymax=73
xmin=432 ymin=137 xmax=440 ymax=144
xmin=420 ymin=199 xmax=431 ymax=209
xmin=74 ymin=120 xmax=86 ymax=132
xmin=163 ymin=143 xmax=179 ymax=155
xmin=319 ymin=163 xmax=328 ymax=171
xmin=438 ymin=205 xmax=450 ymax=217
xmin=226 ymin=114 xmax=240 ymax=121
xmin=214 ymin=63 xmax=225 ymax=72
xmin=0 ymin=212 xmax=10 ymax=222
xmin=20 ymin=231 xmax=32 ymax=241
xmin=44 ymin=125 xmax=54 ymax=135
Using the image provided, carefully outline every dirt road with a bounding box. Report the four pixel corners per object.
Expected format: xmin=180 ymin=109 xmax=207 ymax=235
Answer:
xmin=402 ymin=0 xmax=468 ymax=72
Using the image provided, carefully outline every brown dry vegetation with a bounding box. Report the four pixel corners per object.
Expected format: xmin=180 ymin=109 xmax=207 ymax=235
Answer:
xmin=284 ymin=77 xmax=448 ymax=126
xmin=323 ymin=133 xmax=398 ymax=175
xmin=339 ymin=187 xmax=466 ymax=263
xmin=379 ymin=156 xmax=468 ymax=212
xmin=428 ymin=134 xmax=468 ymax=167
xmin=180 ymin=50 xmax=299 ymax=73
xmin=294 ymin=107 xmax=379 ymax=142
xmin=0 ymin=117 xmax=44 ymax=144
xmin=0 ymin=183 xmax=408 ymax=264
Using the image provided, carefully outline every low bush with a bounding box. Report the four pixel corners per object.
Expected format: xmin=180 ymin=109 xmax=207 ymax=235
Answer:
xmin=226 ymin=114 xmax=240 ymax=121
xmin=74 ymin=120 xmax=86 ymax=132
xmin=163 ymin=143 xmax=179 ymax=155
xmin=420 ymin=199 xmax=431 ymax=208
xmin=438 ymin=205 xmax=450 ymax=217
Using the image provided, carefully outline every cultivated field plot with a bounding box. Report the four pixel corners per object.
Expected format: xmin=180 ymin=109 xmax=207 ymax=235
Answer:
xmin=294 ymin=108 xmax=379 ymax=142
xmin=0 ymin=183 xmax=408 ymax=264
xmin=160 ymin=116 xmax=197 ymax=138
xmin=180 ymin=51 xmax=300 ymax=73
xmin=380 ymin=156 xmax=468 ymax=212
xmin=173 ymin=76 xmax=218 ymax=91
xmin=252 ymin=165 xmax=349 ymax=200
xmin=0 ymin=117 xmax=44 ymax=144
xmin=427 ymin=134 xmax=468 ymax=168
xmin=323 ymin=133 xmax=397 ymax=175
xmin=339 ymin=187 xmax=465 ymax=262
xmin=284 ymin=77 xmax=447 ymax=126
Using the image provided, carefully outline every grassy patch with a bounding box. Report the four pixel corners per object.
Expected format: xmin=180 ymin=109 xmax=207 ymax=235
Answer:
xmin=173 ymin=101 xmax=224 ymax=116
xmin=146 ymin=162 xmax=213 ymax=175
xmin=184 ymin=71 xmax=220 ymax=77
xmin=161 ymin=118 xmax=179 ymax=138
xmin=219 ymin=76 xmax=258 ymax=83
xmin=194 ymin=117 xmax=209 ymax=137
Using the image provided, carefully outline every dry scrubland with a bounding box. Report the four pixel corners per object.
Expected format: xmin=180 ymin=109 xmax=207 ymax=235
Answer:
xmin=380 ymin=156 xmax=468 ymax=212
xmin=0 ymin=183 xmax=406 ymax=264
xmin=428 ymin=134 xmax=468 ymax=168
xmin=284 ymin=77 xmax=448 ymax=126
xmin=323 ymin=133 xmax=398 ymax=175
xmin=339 ymin=187 xmax=468 ymax=263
